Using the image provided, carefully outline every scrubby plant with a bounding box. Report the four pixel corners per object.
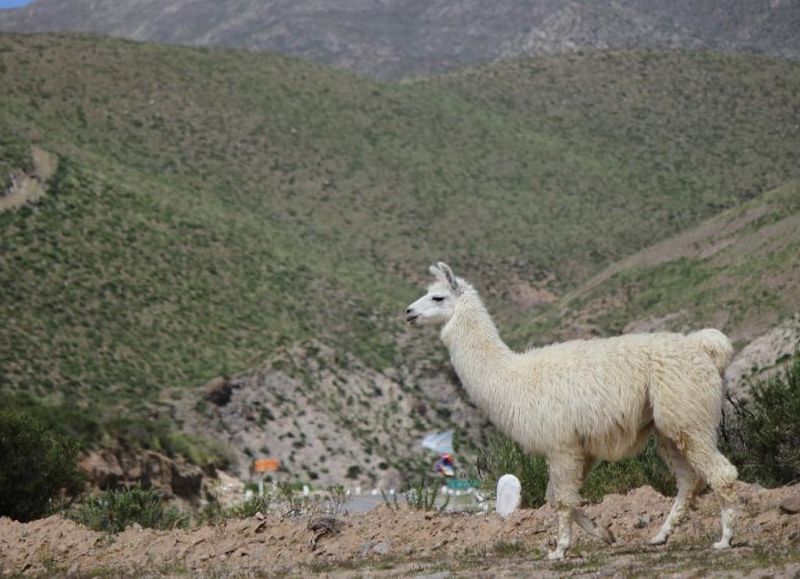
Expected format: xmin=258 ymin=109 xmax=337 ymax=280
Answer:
xmin=198 ymin=497 xmax=224 ymax=524
xmin=276 ymin=481 xmax=308 ymax=512
xmin=582 ymin=438 xmax=675 ymax=501
xmin=101 ymin=417 xmax=233 ymax=469
xmin=346 ymin=465 xmax=362 ymax=479
xmin=480 ymin=433 xmax=675 ymax=508
xmin=163 ymin=431 xmax=234 ymax=469
xmin=70 ymin=487 xmax=187 ymax=533
xmin=0 ymin=409 xmax=84 ymax=521
xmin=405 ymin=479 xmax=449 ymax=512
xmin=325 ymin=484 xmax=350 ymax=514
xmin=723 ymin=350 xmax=800 ymax=486
xmin=225 ymin=494 xmax=273 ymax=519
xmin=479 ymin=433 xmax=549 ymax=508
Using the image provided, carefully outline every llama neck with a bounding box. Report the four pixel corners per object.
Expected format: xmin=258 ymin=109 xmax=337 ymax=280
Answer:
xmin=440 ymin=289 xmax=516 ymax=414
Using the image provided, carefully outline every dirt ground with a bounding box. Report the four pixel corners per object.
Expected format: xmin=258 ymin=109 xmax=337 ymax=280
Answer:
xmin=1 ymin=483 xmax=799 ymax=577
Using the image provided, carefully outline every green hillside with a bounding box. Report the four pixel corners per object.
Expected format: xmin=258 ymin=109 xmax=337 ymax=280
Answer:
xmin=511 ymin=181 xmax=800 ymax=348
xmin=1 ymin=34 xmax=799 ymax=449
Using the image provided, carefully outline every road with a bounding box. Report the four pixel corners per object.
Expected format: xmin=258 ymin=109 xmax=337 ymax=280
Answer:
xmin=347 ymin=493 xmax=399 ymax=513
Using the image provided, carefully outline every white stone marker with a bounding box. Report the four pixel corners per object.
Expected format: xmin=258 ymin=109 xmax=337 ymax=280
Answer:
xmin=496 ymin=474 xmax=522 ymax=518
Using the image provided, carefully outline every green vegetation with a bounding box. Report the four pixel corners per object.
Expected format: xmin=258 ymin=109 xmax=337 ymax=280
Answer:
xmin=492 ymin=539 xmax=530 ymax=558
xmin=479 ymin=433 xmax=548 ymax=508
xmin=581 ymin=438 xmax=675 ymax=501
xmin=221 ymin=494 xmax=272 ymax=520
xmin=1 ymin=34 xmax=799 ymax=480
xmin=724 ymin=350 xmax=800 ymax=486
xmin=405 ymin=479 xmax=449 ymax=511
xmin=480 ymin=433 xmax=674 ymax=508
xmin=516 ymin=181 xmax=800 ymax=345
xmin=69 ymin=487 xmax=187 ymax=533
xmin=102 ymin=417 xmax=233 ymax=469
xmin=0 ymin=408 xmax=84 ymax=521
xmin=0 ymin=391 xmax=231 ymax=469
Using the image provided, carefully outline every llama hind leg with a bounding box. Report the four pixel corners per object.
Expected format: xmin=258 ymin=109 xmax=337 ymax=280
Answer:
xmin=649 ymin=435 xmax=703 ymax=545
xmin=574 ymin=508 xmax=616 ymax=544
xmin=679 ymin=437 xmax=739 ymax=550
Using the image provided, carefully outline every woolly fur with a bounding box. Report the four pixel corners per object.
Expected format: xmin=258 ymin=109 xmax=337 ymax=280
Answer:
xmin=407 ymin=262 xmax=739 ymax=559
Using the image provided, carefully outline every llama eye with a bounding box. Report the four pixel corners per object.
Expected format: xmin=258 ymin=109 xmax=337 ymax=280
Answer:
xmin=432 ymin=296 xmax=446 ymax=302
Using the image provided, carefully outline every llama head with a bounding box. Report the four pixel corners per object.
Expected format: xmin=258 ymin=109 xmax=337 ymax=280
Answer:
xmin=405 ymin=262 xmax=463 ymax=326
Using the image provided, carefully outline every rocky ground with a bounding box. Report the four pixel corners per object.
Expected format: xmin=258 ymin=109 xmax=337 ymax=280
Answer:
xmin=166 ymin=340 xmax=490 ymax=490
xmin=2 ymin=482 xmax=799 ymax=577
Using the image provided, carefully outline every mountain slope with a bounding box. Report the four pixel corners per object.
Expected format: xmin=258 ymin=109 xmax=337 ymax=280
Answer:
xmin=513 ymin=181 xmax=800 ymax=349
xmin=2 ymin=33 xmax=799 ymax=483
xmin=0 ymin=0 xmax=799 ymax=78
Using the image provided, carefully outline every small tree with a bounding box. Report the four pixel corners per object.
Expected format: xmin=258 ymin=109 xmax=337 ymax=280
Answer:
xmin=0 ymin=409 xmax=84 ymax=521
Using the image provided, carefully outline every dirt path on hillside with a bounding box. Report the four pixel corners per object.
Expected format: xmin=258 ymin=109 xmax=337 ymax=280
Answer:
xmin=1 ymin=483 xmax=799 ymax=577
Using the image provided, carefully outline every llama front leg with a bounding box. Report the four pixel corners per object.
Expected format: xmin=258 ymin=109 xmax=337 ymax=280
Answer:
xmin=546 ymin=454 xmax=583 ymax=560
xmin=549 ymin=507 xmax=574 ymax=560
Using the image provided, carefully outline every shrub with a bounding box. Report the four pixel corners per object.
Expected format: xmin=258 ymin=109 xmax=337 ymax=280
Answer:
xmin=163 ymin=431 xmax=234 ymax=469
xmin=325 ymin=484 xmax=350 ymax=514
xmin=70 ymin=487 xmax=187 ymax=533
xmin=101 ymin=417 xmax=233 ymax=468
xmin=0 ymin=409 xmax=84 ymax=521
xmin=582 ymin=438 xmax=675 ymax=501
xmin=480 ymin=433 xmax=675 ymax=508
xmin=0 ymin=392 xmax=102 ymax=447
xmin=479 ymin=433 xmax=548 ymax=508
xmin=345 ymin=465 xmax=362 ymax=479
xmin=225 ymin=494 xmax=272 ymax=519
xmin=405 ymin=479 xmax=448 ymax=511
xmin=723 ymin=350 xmax=800 ymax=486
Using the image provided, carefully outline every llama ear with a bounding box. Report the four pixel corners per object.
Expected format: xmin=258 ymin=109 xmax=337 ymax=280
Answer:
xmin=436 ymin=262 xmax=459 ymax=292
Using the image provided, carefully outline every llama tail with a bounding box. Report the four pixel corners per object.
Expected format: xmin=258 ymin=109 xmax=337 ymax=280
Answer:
xmin=688 ymin=328 xmax=734 ymax=373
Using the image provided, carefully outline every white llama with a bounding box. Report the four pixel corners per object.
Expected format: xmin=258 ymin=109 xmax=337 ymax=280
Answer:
xmin=406 ymin=262 xmax=738 ymax=560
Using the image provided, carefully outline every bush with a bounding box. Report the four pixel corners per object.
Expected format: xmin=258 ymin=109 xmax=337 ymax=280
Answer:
xmin=70 ymin=487 xmax=187 ymax=533
xmin=479 ymin=432 xmax=675 ymax=508
xmin=0 ymin=392 xmax=102 ymax=448
xmin=582 ymin=438 xmax=675 ymax=501
xmin=723 ymin=350 xmax=800 ymax=486
xmin=405 ymin=479 xmax=448 ymax=511
xmin=479 ymin=433 xmax=548 ymax=508
xmin=0 ymin=409 xmax=84 ymax=521
xmin=102 ymin=417 xmax=232 ymax=468
xmin=224 ymin=494 xmax=272 ymax=519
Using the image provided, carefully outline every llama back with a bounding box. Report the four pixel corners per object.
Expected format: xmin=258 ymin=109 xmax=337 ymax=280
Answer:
xmin=687 ymin=329 xmax=734 ymax=374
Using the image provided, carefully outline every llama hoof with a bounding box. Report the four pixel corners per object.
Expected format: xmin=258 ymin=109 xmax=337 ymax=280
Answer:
xmin=596 ymin=525 xmax=616 ymax=545
xmin=648 ymin=534 xmax=668 ymax=546
xmin=712 ymin=539 xmax=731 ymax=550
xmin=547 ymin=549 xmax=566 ymax=561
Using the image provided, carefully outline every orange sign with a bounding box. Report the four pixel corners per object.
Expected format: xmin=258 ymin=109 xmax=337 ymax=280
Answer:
xmin=253 ymin=458 xmax=280 ymax=473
